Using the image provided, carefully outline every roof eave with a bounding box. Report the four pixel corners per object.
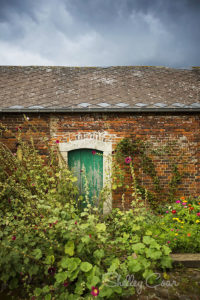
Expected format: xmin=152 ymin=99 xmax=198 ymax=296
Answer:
xmin=0 ymin=107 xmax=200 ymax=113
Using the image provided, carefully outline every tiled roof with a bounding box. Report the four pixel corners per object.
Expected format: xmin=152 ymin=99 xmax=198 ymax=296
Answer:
xmin=0 ymin=66 xmax=200 ymax=111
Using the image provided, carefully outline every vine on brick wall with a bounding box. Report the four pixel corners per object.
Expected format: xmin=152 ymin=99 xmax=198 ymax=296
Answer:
xmin=113 ymin=137 xmax=187 ymax=207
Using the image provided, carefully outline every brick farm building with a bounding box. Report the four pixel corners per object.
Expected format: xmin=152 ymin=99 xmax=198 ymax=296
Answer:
xmin=0 ymin=66 xmax=200 ymax=211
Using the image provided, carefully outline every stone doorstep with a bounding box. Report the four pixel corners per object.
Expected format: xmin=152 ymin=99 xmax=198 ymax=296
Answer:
xmin=170 ymin=253 xmax=200 ymax=268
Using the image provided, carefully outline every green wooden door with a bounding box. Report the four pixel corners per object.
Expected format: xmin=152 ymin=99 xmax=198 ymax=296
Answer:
xmin=68 ymin=149 xmax=103 ymax=208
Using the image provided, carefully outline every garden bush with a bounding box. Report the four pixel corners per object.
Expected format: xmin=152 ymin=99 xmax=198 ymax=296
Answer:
xmin=149 ymin=197 xmax=200 ymax=253
xmin=1 ymin=120 xmax=199 ymax=299
xmin=0 ymin=121 xmax=173 ymax=299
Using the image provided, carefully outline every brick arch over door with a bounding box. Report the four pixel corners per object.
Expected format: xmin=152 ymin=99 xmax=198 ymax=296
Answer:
xmin=59 ymin=138 xmax=112 ymax=213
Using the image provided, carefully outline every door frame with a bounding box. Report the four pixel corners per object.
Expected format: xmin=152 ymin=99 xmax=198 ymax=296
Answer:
xmin=59 ymin=138 xmax=112 ymax=213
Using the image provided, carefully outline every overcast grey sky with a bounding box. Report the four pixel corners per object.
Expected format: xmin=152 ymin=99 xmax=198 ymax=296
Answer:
xmin=0 ymin=0 xmax=199 ymax=68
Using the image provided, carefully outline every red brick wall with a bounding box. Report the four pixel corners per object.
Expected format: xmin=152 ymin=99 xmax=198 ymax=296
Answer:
xmin=0 ymin=112 xmax=199 ymax=208
xmin=0 ymin=113 xmax=50 ymax=154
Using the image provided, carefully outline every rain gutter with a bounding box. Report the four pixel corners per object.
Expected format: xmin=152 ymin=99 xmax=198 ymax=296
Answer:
xmin=0 ymin=108 xmax=200 ymax=113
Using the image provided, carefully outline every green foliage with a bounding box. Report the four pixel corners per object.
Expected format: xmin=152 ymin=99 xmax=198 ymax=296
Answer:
xmin=168 ymin=164 xmax=183 ymax=202
xmin=149 ymin=197 xmax=200 ymax=253
xmin=2 ymin=119 xmax=197 ymax=299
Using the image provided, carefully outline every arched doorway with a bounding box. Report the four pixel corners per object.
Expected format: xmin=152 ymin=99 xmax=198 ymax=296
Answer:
xmin=68 ymin=149 xmax=103 ymax=208
xmin=59 ymin=138 xmax=112 ymax=213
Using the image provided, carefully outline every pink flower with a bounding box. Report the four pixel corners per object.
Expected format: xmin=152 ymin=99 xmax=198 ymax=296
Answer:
xmin=182 ymin=202 xmax=187 ymax=205
xmin=166 ymin=211 xmax=169 ymax=213
xmin=92 ymin=150 xmax=96 ymax=155
xmin=12 ymin=236 xmax=16 ymax=241
xmin=91 ymin=286 xmax=99 ymax=297
xmin=176 ymin=200 xmax=181 ymax=203
xmin=167 ymin=241 xmax=170 ymax=244
xmin=56 ymin=140 xmax=59 ymax=144
xmin=125 ymin=156 xmax=132 ymax=164
xmin=197 ymin=212 xmax=200 ymax=217
xmin=63 ymin=281 xmax=69 ymax=287
xmin=75 ymin=221 xmax=77 ymax=225
xmin=171 ymin=229 xmax=174 ymax=231
xmin=32 ymin=183 xmax=35 ymax=186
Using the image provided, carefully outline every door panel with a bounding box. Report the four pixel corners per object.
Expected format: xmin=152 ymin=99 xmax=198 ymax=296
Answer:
xmin=68 ymin=149 xmax=103 ymax=207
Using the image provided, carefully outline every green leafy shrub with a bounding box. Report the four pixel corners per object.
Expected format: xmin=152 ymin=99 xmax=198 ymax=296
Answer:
xmin=0 ymin=121 xmax=173 ymax=299
xmin=148 ymin=197 xmax=200 ymax=253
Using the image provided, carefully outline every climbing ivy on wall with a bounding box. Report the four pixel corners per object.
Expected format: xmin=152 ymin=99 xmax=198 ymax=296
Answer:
xmin=112 ymin=137 xmax=187 ymax=208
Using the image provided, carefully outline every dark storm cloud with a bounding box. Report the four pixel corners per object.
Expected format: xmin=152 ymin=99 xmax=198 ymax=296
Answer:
xmin=0 ymin=0 xmax=38 ymax=21
xmin=0 ymin=0 xmax=199 ymax=67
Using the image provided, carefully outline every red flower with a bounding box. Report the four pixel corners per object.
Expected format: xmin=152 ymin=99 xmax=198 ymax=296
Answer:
xmin=125 ymin=156 xmax=132 ymax=164
xmin=12 ymin=236 xmax=16 ymax=240
xmin=92 ymin=150 xmax=96 ymax=155
xmin=91 ymin=286 xmax=99 ymax=296
xmin=75 ymin=221 xmax=77 ymax=225
xmin=56 ymin=140 xmax=60 ymax=144
xmin=48 ymin=267 xmax=56 ymax=276
xmin=197 ymin=212 xmax=200 ymax=217
xmin=187 ymin=233 xmax=191 ymax=237
xmin=63 ymin=281 xmax=69 ymax=287
xmin=89 ymin=234 xmax=92 ymax=238
xmin=189 ymin=207 xmax=194 ymax=211
xmin=172 ymin=210 xmax=176 ymax=214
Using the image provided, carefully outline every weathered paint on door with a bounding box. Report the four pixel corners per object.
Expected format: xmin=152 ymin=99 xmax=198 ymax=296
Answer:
xmin=68 ymin=149 xmax=103 ymax=207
